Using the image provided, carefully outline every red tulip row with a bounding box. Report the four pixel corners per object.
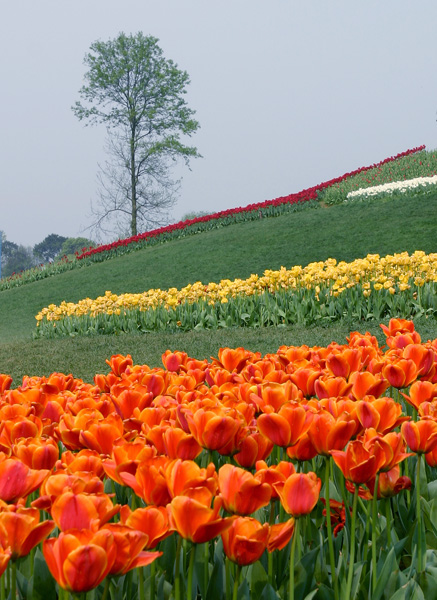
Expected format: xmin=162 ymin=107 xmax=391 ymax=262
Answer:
xmin=76 ymin=146 xmax=425 ymax=261
xmin=0 ymin=317 xmax=436 ymax=597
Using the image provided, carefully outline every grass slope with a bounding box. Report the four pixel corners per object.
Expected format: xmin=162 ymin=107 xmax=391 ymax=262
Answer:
xmin=1 ymin=191 xmax=436 ymax=383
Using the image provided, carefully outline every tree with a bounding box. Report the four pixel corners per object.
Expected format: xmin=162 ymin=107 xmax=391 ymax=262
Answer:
xmin=33 ymin=234 xmax=67 ymax=263
xmin=2 ymin=245 xmax=37 ymax=277
xmin=72 ymin=32 xmax=201 ymax=238
xmin=60 ymin=237 xmax=95 ymax=256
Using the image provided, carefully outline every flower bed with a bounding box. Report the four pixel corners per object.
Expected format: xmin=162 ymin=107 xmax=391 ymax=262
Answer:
xmin=35 ymin=251 xmax=437 ymax=337
xmin=0 ymin=318 xmax=437 ymax=598
xmin=75 ymin=146 xmax=426 ymax=262
xmin=346 ymin=175 xmax=437 ymax=200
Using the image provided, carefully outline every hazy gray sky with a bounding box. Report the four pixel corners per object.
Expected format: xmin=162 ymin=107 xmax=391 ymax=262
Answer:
xmin=1 ymin=0 xmax=436 ymax=247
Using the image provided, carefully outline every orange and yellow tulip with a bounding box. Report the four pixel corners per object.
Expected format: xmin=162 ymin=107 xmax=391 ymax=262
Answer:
xmin=0 ymin=505 xmax=54 ymax=560
xmin=100 ymin=523 xmax=161 ymax=576
xmin=257 ymin=402 xmax=314 ymax=448
xmin=120 ymin=505 xmax=171 ymax=548
xmin=221 ymin=516 xmax=270 ymax=565
xmin=273 ymin=472 xmax=321 ymax=517
xmin=43 ymin=529 xmax=116 ymax=592
xmin=401 ymin=418 xmax=437 ymax=454
xmin=0 ymin=458 xmax=49 ymax=503
xmin=218 ymin=464 xmax=271 ymax=515
xmin=51 ymin=491 xmax=120 ymax=531
xmin=168 ymin=496 xmax=234 ymax=543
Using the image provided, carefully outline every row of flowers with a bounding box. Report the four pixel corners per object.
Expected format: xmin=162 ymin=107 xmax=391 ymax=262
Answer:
xmin=0 ymin=318 xmax=436 ymax=598
xmin=34 ymin=251 xmax=437 ymax=337
xmin=75 ymin=146 xmax=426 ymax=262
xmin=320 ymin=148 xmax=437 ymax=206
xmin=346 ymin=175 xmax=437 ymax=200
xmin=0 ymin=146 xmax=428 ymax=292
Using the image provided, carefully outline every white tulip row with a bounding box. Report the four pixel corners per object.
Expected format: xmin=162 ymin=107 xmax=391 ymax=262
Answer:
xmin=346 ymin=175 xmax=437 ymax=199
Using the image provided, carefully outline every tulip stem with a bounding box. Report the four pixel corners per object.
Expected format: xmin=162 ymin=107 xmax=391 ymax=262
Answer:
xmin=150 ymin=561 xmax=156 ymax=600
xmin=139 ymin=567 xmax=145 ymax=600
xmin=372 ymin=475 xmax=379 ymax=592
xmin=187 ymin=543 xmax=196 ymax=600
xmin=289 ymin=517 xmax=299 ymax=600
xmin=203 ymin=542 xmax=209 ymax=596
xmin=0 ymin=572 xmax=4 ymax=600
xmin=175 ymin=535 xmax=183 ymax=600
xmin=416 ymin=454 xmax=424 ymax=573
xmin=324 ymin=458 xmax=339 ymax=600
xmin=101 ymin=578 xmax=110 ymax=600
xmin=345 ymin=486 xmax=359 ymax=600
xmin=268 ymin=501 xmax=275 ymax=587
xmin=232 ymin=564 xmax=241 ymax=600
xmin=385 ymin=499 xmax=392 ymax=548
xmin=10 ymin=561 xmax=16 ymax=600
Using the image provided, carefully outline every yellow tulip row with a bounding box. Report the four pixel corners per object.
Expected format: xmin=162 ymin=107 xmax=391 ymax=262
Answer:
xmin=35 ymin=251 xmax=437 ymax=324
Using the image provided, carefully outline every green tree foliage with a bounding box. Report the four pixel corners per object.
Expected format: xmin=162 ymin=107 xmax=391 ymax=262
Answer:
xmin=2 ymin=245 xmax=36 ymax=277
xmin=60 ymin=237 xmax=95 ymax=257
xmin=33 ymin=234 xmax=67 ymax=263
xmin=72 ymin=32 xmax=201 ymax=237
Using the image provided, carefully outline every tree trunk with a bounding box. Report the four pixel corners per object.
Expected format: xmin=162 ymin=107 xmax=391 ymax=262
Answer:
xmin=130 ymin=135 xmax=137 ymax=236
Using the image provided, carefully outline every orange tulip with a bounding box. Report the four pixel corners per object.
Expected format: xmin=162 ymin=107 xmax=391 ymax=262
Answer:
xmin=289 ymin=367 xmax=321 ymax=397
xmin=38 ymin=470 xmax=104 ymax=499
xmin=273 ymin=472 xmax=321 ymax=517
xmin=286 ymin=433 xmax=319 ymax=462
xmin=0 ymin=374 xmax=12 ymax=394
xmin=0 ymin=541 xmax=11 ymax=576
xmin=101 ymin=523 xmax=161 ymax=576
xmin=365 ymin=465 xmax=412 ymax=499
xmin=185 ymin=407 xmax=243 ymax=453
xmin=314 ymin=376 xmax=353 ymax=400
xmin=401 ymin=418 xmax=437 ymax=454
xmin=382 ymin=359 xmax=418 ymax=389
xmin=218 ymin=464 xmax=271 ymax=516
xmin=308 ymin=412 xmax=355 ymax=456
xmin=106 ymin=353 xmax=133 ymax=376
xmin=247 ymin=381 xmax=302 ymax=413
xmin=331 ymin=438 xmax=381 ymax=484
xmin=214 ymin=347 xmax=257 ymax=372
xmin=79 ymin=413 xmax=125 ymax=456
xmin=267 ymin=518 xmax=295 ymax=551
xmin=161 ymin=426 xmax=203 ymax=460
xmin=254 ymin=460 xmax=296 ymax=500
xmin=43 ymin=529 xmax=116 ymax=592
xmin=234 ymin=431 xmax=273 ymax=468
xmin=51 ymin=491 xmax=120 ymax=531
xmin=58 ymin=449 xmax=105 ymax=479
xmin=120 ymin=505 xmax=171 ymax=548
xmin=12 ymin=437 xmax=59 ymax=471
xmin=257 ymin=402 xmax=314 ymax=448
xmin=0 ymin=458 xmax=49 ymax=503
xmin=165 ymin=459 xmax=218 ymax=503
xmin=403 ymin=344 xmax=435 ymax=379
xmin=385 ymin=331 xmax=422 ymax=350
xmin=168 ymin=496 xmax=234 ymax=543
xmin=102 ymin=438 xmax=156 ymax=486
xmin=349 ymin=371 xmax=389 ymax=400
xmin=401 ymin=381 xmax=437 ymax=411
xmin=325 ymin=349 xmax=363 ymax=379
xmin=221 ymin=516 xmax=269 ymax=565
xmin=0 ymin=506 xmax=54 ymax=559
xmin=353 ymin=396 xmax=408 ymax=435
xmin=120 ymin=456 xmax=172 ymax=506
xmin=361 ymin=429 xmax=412 ymax=473
xmin=380 ymin=318 xmax=417 ymax=337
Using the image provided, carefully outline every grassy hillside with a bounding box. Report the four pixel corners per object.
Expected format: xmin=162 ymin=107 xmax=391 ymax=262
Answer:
xmin=0 ymin=190 xmax=436 ymax=384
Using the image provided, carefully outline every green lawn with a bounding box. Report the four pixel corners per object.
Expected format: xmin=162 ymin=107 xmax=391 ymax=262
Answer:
xmin=0 ymin=190 xmax=436 ymax=385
